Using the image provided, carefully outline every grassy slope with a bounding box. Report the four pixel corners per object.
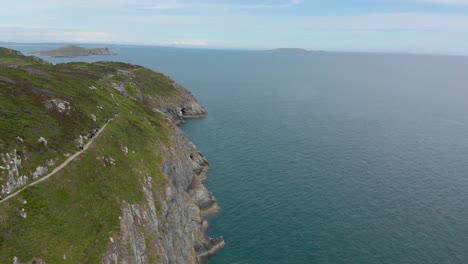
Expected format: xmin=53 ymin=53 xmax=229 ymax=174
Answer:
xmin=0 ymin=49 xmax=50 ymax=65
xmin=0 ymin=48 xmax=179 ymax=263
xmin=32 ymin=46 xmax=105 ymax=57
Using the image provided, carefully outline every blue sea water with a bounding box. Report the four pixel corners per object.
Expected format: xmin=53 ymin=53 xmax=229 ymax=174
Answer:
xmin=6 ymin=44 xmax=468 ymax=263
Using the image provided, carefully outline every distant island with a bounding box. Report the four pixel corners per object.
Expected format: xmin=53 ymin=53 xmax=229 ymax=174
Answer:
xmin=31 ymin=45 xmax=117 ymax=57
xmin=272 ymin=48 xmax=308 ymax=52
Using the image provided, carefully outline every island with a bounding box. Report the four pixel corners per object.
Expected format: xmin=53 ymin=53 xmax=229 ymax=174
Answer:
xmin=30 ymin=45 xmax=117 ymax=57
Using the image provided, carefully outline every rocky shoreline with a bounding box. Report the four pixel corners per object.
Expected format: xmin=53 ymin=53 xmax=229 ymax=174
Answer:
xmin=168 ymin=104 xmax=225 ymax=261
xmin=0 ymin=48 xmax=222 ymax=263
xmin=103 ymin=83 xmax=224 ymax=263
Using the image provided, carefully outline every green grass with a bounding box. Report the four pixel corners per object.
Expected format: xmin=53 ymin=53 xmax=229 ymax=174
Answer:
xmin=31 ymin=46 xmax=111 ymax=57
xmin=0 ymin=64 xmax=117 ymax=177
xmin=0 ymin=112 xmax=169 ymax=262
xmin=35 ymin=46 xmax=89 ymax=56
xmin=0 ymin=48 xmax=185 ymax=263
xmin=0 ymin=47 xmax=50 ymax=65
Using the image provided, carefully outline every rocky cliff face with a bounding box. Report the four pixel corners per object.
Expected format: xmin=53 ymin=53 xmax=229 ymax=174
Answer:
xmin=144 ymin=82 xmax=208 ymax=124
xmin=103 ymin=104 xmax=224 ymax=264
xmin=0 ymin=48 xmax=223 ymax=264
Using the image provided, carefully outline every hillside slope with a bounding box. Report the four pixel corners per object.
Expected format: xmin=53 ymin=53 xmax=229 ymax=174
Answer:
xmin=0 ymin=48 xmax=223 ymax=263
xmin=31 ymin=46 xmax=117 ymax=57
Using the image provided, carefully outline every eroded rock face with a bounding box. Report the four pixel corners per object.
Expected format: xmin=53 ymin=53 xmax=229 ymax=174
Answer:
xmin=44 ymin=99 xmax=72 ymax=114
xmin=31 ymin=166 xmax=48 ymax=179
xmin=102 ymin=96 xmax=223 ymax=264
xmin=165 ymin=85 xmax=207 ymax=124
xmin=142 ymin=82 xmax=208 ymax=125
xmin=111 ymin=82 xmax=128 ymax=95
xmin=1 ymin=150 xmax=28 ymax=196
xmin=0 ymin=49 xmax=222 ymax=262
xmin=162 ymin=128 xmax=223 ymax=258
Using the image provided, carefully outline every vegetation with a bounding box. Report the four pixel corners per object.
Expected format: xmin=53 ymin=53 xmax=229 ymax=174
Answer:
xmin=0 ymin=49 xmax=50 ymax=65
xmin=31 ymin=45 xmax=117 ymax=57
xmin=0 ymin=47 xmax=182 ymax=263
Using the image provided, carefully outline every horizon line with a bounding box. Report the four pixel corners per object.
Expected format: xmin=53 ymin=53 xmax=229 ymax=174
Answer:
xmin=1 ymin=41 xmax=468 ymax=58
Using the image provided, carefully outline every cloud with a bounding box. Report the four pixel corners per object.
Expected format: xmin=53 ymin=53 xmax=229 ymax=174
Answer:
xmin=293 ymin=13 xmax=468 ymax=31
xmin=165 ymin=39 xmax=208 ymax=46
xmin=143 ymin=0 xmax=303 ymax=10
xmin=290 ymin=0 xmax=303 ymax=4
xmin=5 ymin=12 xmax=468 ymax=45
xmin=0 ymin=0 xmax=303 ymax=13
xmin=2 ymin=0 xmax=468 ymax=54
xmin=0 ymin=27 xmax=114 ymax=43
xmin=411 ymin=0 xmax=468 ymax=5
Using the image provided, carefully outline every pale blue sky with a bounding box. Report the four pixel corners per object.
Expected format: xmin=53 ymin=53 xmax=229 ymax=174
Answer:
xmin=3 ymin=0 xmax=468 ymax=54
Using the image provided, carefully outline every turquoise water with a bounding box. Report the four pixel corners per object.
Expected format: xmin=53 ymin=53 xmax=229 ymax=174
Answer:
xmin=7 ymin=44 xmax=468 ymax=263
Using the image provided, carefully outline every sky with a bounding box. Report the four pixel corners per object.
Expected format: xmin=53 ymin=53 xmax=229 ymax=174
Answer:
xmin=3 ymin=0 xmax=468 ymax=54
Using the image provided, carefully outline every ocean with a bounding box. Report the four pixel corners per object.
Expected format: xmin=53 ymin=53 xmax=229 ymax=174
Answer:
xmin=6 ymin=44 xmax=468 ymax=263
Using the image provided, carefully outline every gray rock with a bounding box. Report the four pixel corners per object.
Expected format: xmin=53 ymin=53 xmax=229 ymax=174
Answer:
xmin=0 ymin=75 xmax=15 ymax=84
xmin=102 ymin=92 xmax=223 ymax=263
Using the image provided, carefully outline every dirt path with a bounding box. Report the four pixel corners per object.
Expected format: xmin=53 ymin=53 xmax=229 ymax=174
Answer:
xmin=0 ymin=120 xmax=111 ymax=206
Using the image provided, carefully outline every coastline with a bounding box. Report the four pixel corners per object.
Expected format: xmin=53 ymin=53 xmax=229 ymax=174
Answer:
xmin=0 ymin=48 xmax=224 ymax=263
xmin=178 ymin=112 xmax=225 ymax=260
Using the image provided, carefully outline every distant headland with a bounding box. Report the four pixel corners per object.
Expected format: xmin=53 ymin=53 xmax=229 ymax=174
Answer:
xmin=30 ymin=45 xmax=117 ymax=57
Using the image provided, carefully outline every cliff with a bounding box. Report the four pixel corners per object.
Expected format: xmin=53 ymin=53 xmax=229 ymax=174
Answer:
xmin=0 ymin=48 xmax=223 ymax=263
xmin=31 ymin=45 xmax=117 ymax=57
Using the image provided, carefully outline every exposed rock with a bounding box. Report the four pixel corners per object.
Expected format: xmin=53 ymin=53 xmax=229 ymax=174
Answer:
xmin=77 ymin=135 xmax=84 ymax=147
xmin=195 ymin=236 xmax=226 ymax=258
xmin=117 ymin=69 xmax=135 ymax=79
xmin=0 ymin=75 xmax=15 ymax=84
xmin=0 ymin=48 xmax=222 ymax=263
xmin=1 ymin=150 xmax=28 ymax=196
xmin=153 ymin=83 xmax=207 ymax=124
xmin=38 ymin=137 xmax=47 ymax=146
xmin=98 ymin=156 xmax=116 ymax=166
xmin=91 ymin=114 xmax=97 ymax=122
xmin=103 ymin=97 xmax=223 ymax=263
xmin=13 ymin=257 xmax=47 ymax=264
xmin=46 ymin=159 xmax=55 ymax=167
xmin=111 ymin=82 xmax=127 ymax=95
xmin=20 ymin=208 xmax=27 ymax=218
xmin=32 ymin=166 xmax=48 ymax=179
xmin=8 ymin=49 xmax=23 ymax=56
xmin=49 ymin=99 xmax=72 ymax=113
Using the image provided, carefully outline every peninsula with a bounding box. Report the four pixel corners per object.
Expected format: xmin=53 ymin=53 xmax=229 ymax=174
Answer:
xmin=0 ymin=47 xmax=223 ymax=263
xmin=31 ymin=45 xmax=117 ymax=57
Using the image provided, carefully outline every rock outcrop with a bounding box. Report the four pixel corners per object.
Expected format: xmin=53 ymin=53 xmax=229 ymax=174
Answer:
xmin=102 ymin=95 xmax=223 ymax=264
xmin=0 ymin=48 xmax=222 ymax=263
